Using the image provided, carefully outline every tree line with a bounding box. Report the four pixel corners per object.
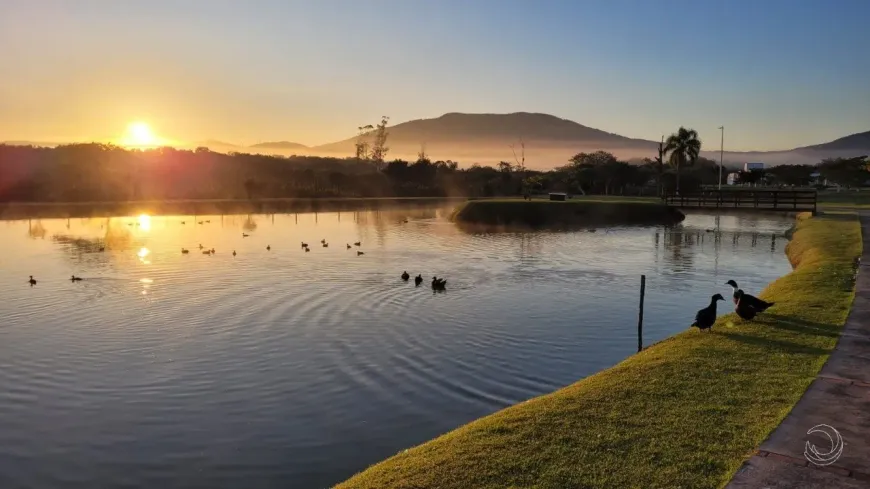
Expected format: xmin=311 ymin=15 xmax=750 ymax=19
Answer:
xmin=0 ymin=123 xmax=866 ymax=203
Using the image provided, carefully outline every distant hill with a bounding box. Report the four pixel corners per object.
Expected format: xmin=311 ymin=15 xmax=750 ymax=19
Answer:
xmin=798 ymin=131 xmax=870 ymax=152
xmin=249 ymin=141 xmax=309 ymax=151
xmin=312 ymin=112 xmax=660 ymax=166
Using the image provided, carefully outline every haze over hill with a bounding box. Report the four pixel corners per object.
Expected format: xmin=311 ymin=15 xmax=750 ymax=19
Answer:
xmin=4 ymin=113 xmax=868 ymax=169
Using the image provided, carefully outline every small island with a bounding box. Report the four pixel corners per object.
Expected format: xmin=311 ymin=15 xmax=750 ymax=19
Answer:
xmin=451 ymin=198 xmax=686 ymax=230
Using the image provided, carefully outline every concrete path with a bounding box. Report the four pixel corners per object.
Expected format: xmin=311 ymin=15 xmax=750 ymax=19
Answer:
xmin=727 ymin=213 xmax=870 ymax=488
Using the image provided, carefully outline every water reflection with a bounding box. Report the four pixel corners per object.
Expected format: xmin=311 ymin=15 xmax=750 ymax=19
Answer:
xmin=0 ymin=207 xmax=795 ymax=489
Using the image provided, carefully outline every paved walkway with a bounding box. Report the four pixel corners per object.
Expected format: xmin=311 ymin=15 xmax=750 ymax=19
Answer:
xmin=727 ymin=213 xmax=870 ymax=488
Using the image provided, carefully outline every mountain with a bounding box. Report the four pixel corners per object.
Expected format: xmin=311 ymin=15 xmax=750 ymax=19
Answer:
xmin=798 ymin=131 xmax=870 ymax=152
xmin=311 ymin=112 xmax=869 ymax=168
xmin=249 ymin=141 xmax=309 ymax=151
xmin=312 ymin=112 xmax=660 ymax=166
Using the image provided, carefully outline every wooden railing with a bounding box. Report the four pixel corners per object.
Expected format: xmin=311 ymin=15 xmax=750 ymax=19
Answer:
xmin=663 ymin=189 xmax=817 ymax=214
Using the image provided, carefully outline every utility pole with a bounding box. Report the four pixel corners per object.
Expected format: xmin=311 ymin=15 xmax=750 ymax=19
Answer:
xmin=718 ymin=126 xmax=725 ymax=190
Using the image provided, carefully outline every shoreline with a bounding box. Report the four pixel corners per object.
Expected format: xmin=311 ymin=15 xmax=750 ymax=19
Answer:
xmin=336 ymin=211 xmax=861 ymax=488
xmin=0 ymin=196 xmax=466 ymax=220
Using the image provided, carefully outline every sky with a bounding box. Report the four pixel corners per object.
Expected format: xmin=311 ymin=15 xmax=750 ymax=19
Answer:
xmin=1 ymin=0 xmax=868 ymax=151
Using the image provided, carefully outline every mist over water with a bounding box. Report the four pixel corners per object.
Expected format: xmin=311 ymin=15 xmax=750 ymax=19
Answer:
xmin=0 ymin=206 xmax=793 ymax=488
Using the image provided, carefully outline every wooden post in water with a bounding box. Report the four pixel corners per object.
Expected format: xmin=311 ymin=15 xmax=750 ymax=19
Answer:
xmin=638 ymin=275 xmax=646 ymax=352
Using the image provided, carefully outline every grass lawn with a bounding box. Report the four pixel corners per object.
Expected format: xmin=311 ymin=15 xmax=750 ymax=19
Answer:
xmin=336 ymin=212 xmax=861 ymax=489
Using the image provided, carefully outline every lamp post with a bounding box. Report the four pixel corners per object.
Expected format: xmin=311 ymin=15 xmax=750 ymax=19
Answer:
xmin=718 ymin=126 xmax=725 ymax=190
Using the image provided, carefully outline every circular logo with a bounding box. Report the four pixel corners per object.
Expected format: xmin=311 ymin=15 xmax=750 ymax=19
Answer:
xmin=804 ymin=424 xmax=844 ymax=466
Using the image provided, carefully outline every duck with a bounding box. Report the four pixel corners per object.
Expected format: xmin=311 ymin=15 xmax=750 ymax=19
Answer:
xmin=323 ymin=242 xmax=329 ymax=248
xmin=98 ymin=246 xmax=105 ymax=252
xmin=734 ymin=290 xmax=758 ymax=320
xmin=401 ymin=271 xmax=410 ymax=281
xmin=353 ymin=241 xmax=361 ymax=247
xmin=305 ymin=247 xmax=310 ymax=252
xmin=232 ymin=250 xmax=237 ymax=257
xmin=242 ymin=233 xmax=249 ymax=237
xmin=181 ymin=248 xmax=189 ymax=254
xmin=321 ymin=239 xmax=326 ymax=244
xmin=70 ymin=275 xmax=83 ymax=282
xmin=210 ymin=248 xmax=215 ymax=254
xmin=198 ymin=244 xmax=204 ymax=250
xmin=431 ymin=276 xmax=447 ymax=290
xmin=198 ymin=221 xmax=204 ymax=225
xmin=691 ymin=293 xmax=724 ymax=332
xmin=414 ymin=274 xmax=423 ymax=286
xmin=202 ymin=250 xmax=211 ymax=255
xmin=28 ymin=275 xmax=37 ymax=286
xmin=347 ymin=244 xmax=352 ymax=249
xmin=266 ymin=245 xmax=271 ymax=251
xmin=725 ymin=280 xmax=774 ymax=312
xmin=357 ymin=251 xmax=364 ymax=256
xmin=301 ymin=242 xmax=308 ymax=248
xmin=205 ymin=220 xmax=211 ymax=223
xmin=180 ymin=221 xmax=186 ymax=225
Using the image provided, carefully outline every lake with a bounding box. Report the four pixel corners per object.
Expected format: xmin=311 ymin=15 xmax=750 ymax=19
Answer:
xmin=0 ymin=205 xmax=794 ymax=488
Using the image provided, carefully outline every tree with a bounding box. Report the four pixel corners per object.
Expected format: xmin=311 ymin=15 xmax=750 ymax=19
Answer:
xmin=370 ymin=116 xmax=390 ymax=169
xmin=818 ymin=156 xmax=869 ymax=187
xmin=663 ymin=127 xmax=702 ymax=194
xmin=355 ymin=125 xmax=373 ymax=161
xmin=767 ymin=164 xmax=815 ymax=186
xmin=243 ymin=178 xmax=257 ymax=200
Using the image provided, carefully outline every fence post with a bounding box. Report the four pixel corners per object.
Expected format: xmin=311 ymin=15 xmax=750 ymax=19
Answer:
xmin=638 ymin=275 xmax=646 ymax=352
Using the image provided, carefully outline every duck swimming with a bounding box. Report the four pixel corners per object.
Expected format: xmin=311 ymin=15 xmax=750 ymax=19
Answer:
xmin=181 ymin=248 xmax=189 ymax=254
xmin=353 ymin=241 xmax=361 ymax=247
xmin=401 ymin=271 xmax=410 ymax=281
xmin=70 ymin=275 xmax=83 ymax=282
xmin=323 ymin=242 xmax=329 ymax=248
xmin=692 ymin=293 xmax=724 ymax=332
xmin=232 ymin=250 xmax=237 ymax=257
xmin=266 ymin=245 xmax=271 ymax=251
xmin=347 ymin=244 xmax=351 ymax=249
xmin=431 ymin=276 xmax=447 ymax=290
xmin=242 ymin=233 xmax=249 ymax=237
xmin=301 ymin=242 xmax=308 ymax=248
xmin=28 ymin=275 xmax=37 ymax=286
xmin=725 ymin=280 xmax=774 ymax=312
xmin=357 ymin=251 xmax=364 ymax=256
xmin=414 ymin=274 xmax=423 ymax=286
xmin=202 ymin=250 xmax=211 ymax=255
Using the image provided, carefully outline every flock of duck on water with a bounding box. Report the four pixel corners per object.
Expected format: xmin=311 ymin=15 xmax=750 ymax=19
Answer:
xmin=691 ymin=279 xmax=775 ymax=332
xmin=27 ymin=232 xmax=451 ymax=290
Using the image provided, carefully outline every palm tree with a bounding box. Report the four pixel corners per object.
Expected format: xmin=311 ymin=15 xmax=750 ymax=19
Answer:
xmin=663 ymin=127 xmax=701 ymax=194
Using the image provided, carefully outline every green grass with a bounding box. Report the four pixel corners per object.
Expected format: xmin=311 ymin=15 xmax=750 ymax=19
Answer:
xmin=336 ymin=212 xmax=861 ymax=489
xmin=817 ymin=190 xmax=870 ymax=209
xmin=452 ymin=198 xmax=683 ymax=229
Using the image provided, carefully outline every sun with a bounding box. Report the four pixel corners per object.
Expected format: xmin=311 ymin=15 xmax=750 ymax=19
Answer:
xmin=121 ymin=121 xmax=161 ymax=147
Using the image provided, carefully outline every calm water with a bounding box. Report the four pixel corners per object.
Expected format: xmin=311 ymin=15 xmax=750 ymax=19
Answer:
xmin=0 ymin=206 xmax=793 ymax=488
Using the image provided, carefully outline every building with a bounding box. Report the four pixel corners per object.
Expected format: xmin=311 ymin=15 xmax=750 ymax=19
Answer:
xmin=744 ymin=162 xmax=765 ymax=172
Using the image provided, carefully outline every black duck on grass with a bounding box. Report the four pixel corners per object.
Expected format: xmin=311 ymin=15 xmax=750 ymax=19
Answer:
xmin=725 ymin=280 xmax=774 ymax=312
xmin=692 ymin=293 xmax=724 ymax=332
xmin=414 ymin=274 xmax=423 ymax=286
xmin=734 ymin=290 xmax=759 ymax=320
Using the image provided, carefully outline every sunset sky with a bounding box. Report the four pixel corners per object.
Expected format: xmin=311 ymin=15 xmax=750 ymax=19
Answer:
xmin=1 ymin=0 xmax=868 ymax=151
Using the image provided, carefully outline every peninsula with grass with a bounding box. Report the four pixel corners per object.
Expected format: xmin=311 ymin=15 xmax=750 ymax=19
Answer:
xmin=337 ymin=212 xmax=861 ymax=488
xmin=451 ymin=198 xmax=685 ymax=229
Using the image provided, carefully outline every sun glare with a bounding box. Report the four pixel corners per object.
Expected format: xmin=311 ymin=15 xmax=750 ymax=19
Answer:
xmin=121 ymin=122 xmax=161 ymax=147
xmin=137 ymin=214 xmax=151 ymax=231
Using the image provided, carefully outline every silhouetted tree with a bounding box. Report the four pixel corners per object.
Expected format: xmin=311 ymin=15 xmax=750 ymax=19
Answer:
xmin=663 ymin=127 xmax=702 ymax=194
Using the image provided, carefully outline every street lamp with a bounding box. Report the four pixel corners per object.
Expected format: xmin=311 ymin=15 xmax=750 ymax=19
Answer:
xmin=718 ymin=126 xmax=725 ymax=190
